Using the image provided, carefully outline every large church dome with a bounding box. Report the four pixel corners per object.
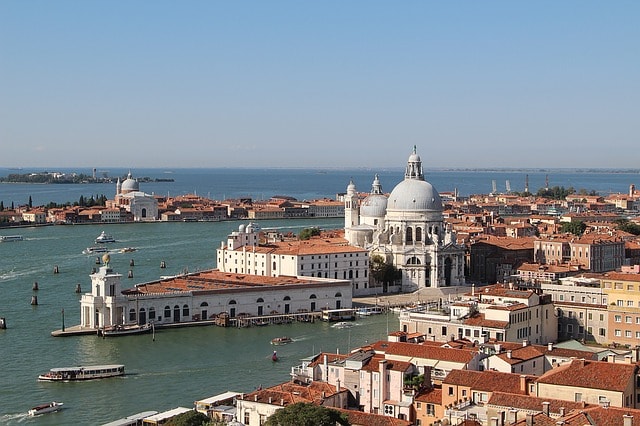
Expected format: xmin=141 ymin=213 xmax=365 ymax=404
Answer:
xmin=121 ymin=172 xmax=139 ymax=193
xmin=388 ymin=179 xmax=442 ymax=211
xmin=387 ymin=146 xmax=443 ymax=212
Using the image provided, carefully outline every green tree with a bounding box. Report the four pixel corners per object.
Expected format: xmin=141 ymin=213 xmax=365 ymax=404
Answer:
xmin=561 ymin=220 xmax=587 ymax=236
xmin=0 ymin=201 xmax=4 ymax=210
xmin=164 ymin=410 xmax=211 ymax=426
xmin=299 ymin=227 xmax=321 ymax=240
xmin=370 ymin=254 xmax=401 ymax=286
xmin=265 ymin=403 xmax=350 ymax=426
xmin=79 ymin=195 xmax=85 ymax=207
xmin=615 ymin=219 xmax=640 ymax=236
xmin=28 ymin=195 xmax=33 ymax=208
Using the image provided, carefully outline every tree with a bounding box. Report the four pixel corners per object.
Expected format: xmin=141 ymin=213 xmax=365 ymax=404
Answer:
xmin=370 ymin=254 xmax=401 ymax=286
xmin=299 ymin=227 xmax=321 ymax=240
xmin=615 ymin=219 xmax=640 ymax=236
xmin=28 ymin=195 xmax=33 ymax=208
xmin=265 ymin=403 xmax=350 ymax=426
xmin=560 ymin=220 xmax=587 ymax=236
xmin=164 ymin=410 xmax=211 ymax=426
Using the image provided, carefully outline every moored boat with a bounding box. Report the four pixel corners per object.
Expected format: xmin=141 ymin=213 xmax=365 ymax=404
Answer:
xmin=270 ymin=336 xmax=293 ymax=345
xmin=28 ymin=401 xmax=63 ymax=416
xmin=331 ymin=321 xmax=354 ymax=329
xmin=95 ymin=231 xmax=116 ymax=243
xmin=38 ymin=364 xmax=125 ymax=381
xmin=99 ymin=323 xmax=151 ymax=337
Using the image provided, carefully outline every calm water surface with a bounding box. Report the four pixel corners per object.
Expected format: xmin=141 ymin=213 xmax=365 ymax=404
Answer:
xmin=0 ymin=219 xmax=398 ymax=425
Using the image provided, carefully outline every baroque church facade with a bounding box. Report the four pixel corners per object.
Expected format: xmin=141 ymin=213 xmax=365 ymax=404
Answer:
xmin=344 ymin=147 xmax=466 ymax=291
xmin=106 ymin=171 xmax=158 ymax=221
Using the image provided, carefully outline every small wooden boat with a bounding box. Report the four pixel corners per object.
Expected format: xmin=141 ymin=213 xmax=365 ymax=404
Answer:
xmin=28 ymin=401 xmax=63 ymax=416
xmin=270 ymin=336 xmax=293 ymax=345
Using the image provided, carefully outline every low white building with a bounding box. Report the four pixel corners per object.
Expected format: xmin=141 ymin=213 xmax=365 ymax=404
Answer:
xmin=79 ymin=262 xmax=352 ymax=331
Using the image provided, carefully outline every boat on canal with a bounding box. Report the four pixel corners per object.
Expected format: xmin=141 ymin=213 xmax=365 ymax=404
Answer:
xmin=83 ymin=246 xmax=109 ymax=255
xmin=38 ymin=364 xmax=125 ymax=381
xmin=98 ymin=323 xmax=152 ymax=337
xmin=0 ymin=235 xmax=23 ymax=242
xmin=28 ymin=401 xmax=64 ymax=416
xmin=270 ymin=336 xmax=293 ymax=345
xmin=95 ymin=231 xmax=116 ymax=243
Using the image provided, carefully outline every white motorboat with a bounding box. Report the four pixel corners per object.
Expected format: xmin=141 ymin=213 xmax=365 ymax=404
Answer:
xmin=331 ymin=321 xmax=354 ymax=329
xmin=28 ymin=401 xmax=63 ymax=416
xmin=38 ymin=364 xmax=125 ymax=381
xmin=83 ymin=246 xmax=109 ymax=255
xmin=0 ymin=235 xmax=23 ymax=242
xmin=95 ymin=231 xmax=116 ymax=243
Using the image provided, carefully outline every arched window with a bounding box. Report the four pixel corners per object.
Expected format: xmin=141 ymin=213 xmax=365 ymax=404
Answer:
xmin=406 ymin=227 xmax=413 ymax=242
xmin=309 ymin=294 xmax=317 ymax=299
xmin=407 ymin=257 xmax=421 ymax=265
xmin=182 ymin=304 xmax=189 ymax=317
xmin=200 ymin=302 xmax=209 ymax=307
xmin=149 ymin=307 xmax=156 ymax=321
xmin=129 ymin=308 xmax=136 ymax=321
xmin=229 ymin=300 xmax=237 ymax=305
xmin=416 ymin=227 xmax=422 ymax=242
xmin=283 ymin=296 xmax=291 ymax=301
xmin=164 ymin=306 xmax=171 ymax=318
xmin=257 ymin=298 xmax=264 ymax=303
xmin=349 ymin=270 xmax=353 ymax=279
xmin=141 ymin=208 xmax=147 ymax=218
xmin=335 ymin=292 xmax=342 ymax=297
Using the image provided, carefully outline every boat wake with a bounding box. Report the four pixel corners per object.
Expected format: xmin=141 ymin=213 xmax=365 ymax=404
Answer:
xmin=1 ymin=412 xmax=29 ymax=423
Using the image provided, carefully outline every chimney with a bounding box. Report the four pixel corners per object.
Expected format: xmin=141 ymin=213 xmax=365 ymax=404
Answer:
xmin=523 ymin=339 xmax=528 ymax=347
xmin=268 ymin=397 xmax=272 ymax=404
xmin=254 ymin=395 xmax=258 ymax=402
xmin=324 ymin=354 xmax=329 ymax=382
xmin=526 ymin=413 xmax=534 ymax=426
xmin=625 ymin=355 xmax=633 ymax=364
xmin=623 ymin=414 xmax=634 ymax=426
xmin=559 ymin=407 xmax=565 ymax=416
xmin=607 ymin=354 xmax=616 ymax=363
xmin=280 ymin=399 xmax=284 ymax=406
xmin=548 ymin=342 xmax=554 ymax=351
xmin=510 ymin=409 xmax=518 ymax=424
xmin=542 ymin=401 xmax=550 ymax=416
xmin=496 ymin=344 xmax=502 ymax=353
xmin=507 ymin=350 xmax=512 ymax=359
xmin=337 ymin=378 xmax=341 ymax=393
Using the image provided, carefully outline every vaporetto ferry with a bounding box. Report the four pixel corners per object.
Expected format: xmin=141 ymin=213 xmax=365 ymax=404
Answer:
xmin=37 ymin=364 xmax=125 ymax=381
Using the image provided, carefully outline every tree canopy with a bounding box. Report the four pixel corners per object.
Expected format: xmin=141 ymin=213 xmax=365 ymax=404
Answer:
xmin=370 ymin=254 xmax=401 ymax=285
xmin=164 ymin=410 xmax=213 ymax=426
xmin=560 ymin=220 xmax=587 ymax=236
xmin=615 ymin=219 xmax=640 ymax=236
xmin=265 ymin=403 xmax=350 ymax=426
xmin=299 ymin=227 xmax=321 ymax=240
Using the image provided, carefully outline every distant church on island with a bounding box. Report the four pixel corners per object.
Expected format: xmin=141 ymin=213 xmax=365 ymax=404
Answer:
xmin=105 ymin=171 xmax=158 ymax=221
xmin=344 ymin=146 xmax=466 ymax=291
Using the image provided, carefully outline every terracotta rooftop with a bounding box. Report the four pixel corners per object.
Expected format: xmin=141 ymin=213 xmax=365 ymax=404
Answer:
xmin=242 ymin=381 xmax=345 ymax=407
xmin=488 ymin=391 xmax=590 ymax=415
xmin=123 ymin=269 xmax=343 ymax=295
xmin=536 ymin=359 xmax=638 ymax=392
xmin=370 ymin=341 xmax=477 ymax=364
xmin=444 ymin=369 xmax=533 ymax=394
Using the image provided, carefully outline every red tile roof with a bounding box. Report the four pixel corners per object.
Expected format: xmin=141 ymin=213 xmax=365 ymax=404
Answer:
xmin=370 ymin=341 xmax=477 ymax=364
xmin=536 ymin=359 xmax=638 ymax=392
xmin=443 ymin=370 xmax=533 ymax=394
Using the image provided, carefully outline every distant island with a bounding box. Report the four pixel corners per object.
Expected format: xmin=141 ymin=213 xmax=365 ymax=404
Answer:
xmin=0 ymin=171 xmax=174 ymax=184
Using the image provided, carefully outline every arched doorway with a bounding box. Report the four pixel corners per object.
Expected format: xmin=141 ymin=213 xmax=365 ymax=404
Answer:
xmin=444 ymin=257 xmax=452 ymax=286
xmin=138 ymin=308 xmax=146 ymax=325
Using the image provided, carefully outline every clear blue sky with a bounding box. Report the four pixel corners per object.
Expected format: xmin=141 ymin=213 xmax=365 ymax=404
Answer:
xmin=1 ymin=1 xmax=638 ymax=169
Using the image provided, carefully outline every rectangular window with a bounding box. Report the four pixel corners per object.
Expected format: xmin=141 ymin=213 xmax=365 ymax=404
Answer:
xmin=599 ymin=328 xmax=606 ymax=337
xmin=627 ymin=316 xmax=633 ymax=323
xmin=575 ymin=393 xmax=582 ymax=402
xmin=626 ymin=330 xmax=632 ymax=338
xmin=615 ymin=329 xmax=622 ymax=337
xmin=615 ymin=315 xmax=622 ymax=323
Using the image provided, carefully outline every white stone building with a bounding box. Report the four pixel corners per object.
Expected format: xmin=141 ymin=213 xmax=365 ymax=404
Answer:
xmin=345 ymin=147 xmax=466 ymax=291
xmin=216 ymin=223 xmax=374 ymax=297
xmin=79 ymin=262 xmax=352 ymax=331
xmin=109 ymin=171 xmax=158 ymax=221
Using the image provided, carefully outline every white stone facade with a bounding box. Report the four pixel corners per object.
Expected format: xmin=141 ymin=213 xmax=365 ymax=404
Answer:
xmin=345 ymin=147 xmax=466 ymax=290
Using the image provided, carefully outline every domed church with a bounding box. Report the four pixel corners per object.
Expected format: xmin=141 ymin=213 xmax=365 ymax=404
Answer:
xmin=111 ymin=171 xmax=158 ymax=221
xmin=345 ymin=146 xmax=465 ymax=291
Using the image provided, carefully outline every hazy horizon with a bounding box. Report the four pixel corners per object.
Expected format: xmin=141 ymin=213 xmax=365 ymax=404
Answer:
xmin=2 ymin=2 xmax=638 ymax=169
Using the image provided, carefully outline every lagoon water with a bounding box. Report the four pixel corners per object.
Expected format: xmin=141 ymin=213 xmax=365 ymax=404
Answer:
xmin=1 ymin=167 xmax=639 ymax=424
xmin=0 ymin=218 xmax=403 ymax=425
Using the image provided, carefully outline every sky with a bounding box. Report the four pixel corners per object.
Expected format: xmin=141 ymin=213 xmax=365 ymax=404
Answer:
xmin=1 ymin=1 xmax=638 ymax=169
